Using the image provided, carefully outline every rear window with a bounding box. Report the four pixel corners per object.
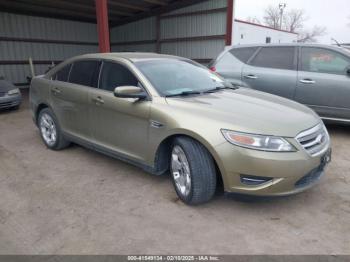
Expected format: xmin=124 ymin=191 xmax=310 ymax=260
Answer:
xmin=250 ymin=47 xmax=295 ymax=70
xmin=69 ymin=60 xmax=100 ymax=87
xmin=230 ymin=47 xmax=257 ymax=63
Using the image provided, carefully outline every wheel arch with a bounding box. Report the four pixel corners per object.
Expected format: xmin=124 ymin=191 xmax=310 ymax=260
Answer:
xmin=153 ymin=131 xmax=225 ymax=189
xmin=35 ymin=103 xmax=50 ymax=125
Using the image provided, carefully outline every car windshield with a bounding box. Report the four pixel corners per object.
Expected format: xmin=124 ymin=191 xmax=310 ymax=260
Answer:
xmin=135 ymin=59 xmax=232 ymax=97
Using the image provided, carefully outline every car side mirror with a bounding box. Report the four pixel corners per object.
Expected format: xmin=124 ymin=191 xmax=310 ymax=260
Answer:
xmin=114 ymin=86 xmax=147 ymax=100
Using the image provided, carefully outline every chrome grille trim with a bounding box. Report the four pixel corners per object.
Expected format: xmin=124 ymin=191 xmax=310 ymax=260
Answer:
xmin=295 ymin=123 xmax=330 ymax=157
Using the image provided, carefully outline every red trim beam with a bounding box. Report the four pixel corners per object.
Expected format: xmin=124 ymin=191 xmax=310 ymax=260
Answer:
xmin=95 ymin=0 xmax=110 ymax=53
xmin=226 ymin=0 xmax=234 ymax=46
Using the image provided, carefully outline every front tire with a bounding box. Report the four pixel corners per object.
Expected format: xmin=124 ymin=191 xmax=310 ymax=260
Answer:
xmin=170 ymin=137 xmax=217 ymax=205
xmin=38 ymin=108 xmax=70 ymax=150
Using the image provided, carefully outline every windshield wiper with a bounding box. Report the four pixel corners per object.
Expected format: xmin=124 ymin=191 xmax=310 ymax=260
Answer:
xmin=203 ymin=86 xmax=239 ymax=93
xmin=165 ymin=91 xmax=201 ymax=97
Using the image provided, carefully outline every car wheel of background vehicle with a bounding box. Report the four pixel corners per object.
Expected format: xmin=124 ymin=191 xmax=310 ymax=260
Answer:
xmin=170 ymin=137 xmax=217 ymax=205
xmin=38 ymin=108 xmax=70 ymax=150
xmin=11 ymin=105 xmax=19 ymax=110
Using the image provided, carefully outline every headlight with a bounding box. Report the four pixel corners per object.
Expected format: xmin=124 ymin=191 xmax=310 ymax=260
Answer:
xmin=221 ymin=129 xmax=296 ymax=152
xmin=7 ymin=88 xmax=20 ymax=95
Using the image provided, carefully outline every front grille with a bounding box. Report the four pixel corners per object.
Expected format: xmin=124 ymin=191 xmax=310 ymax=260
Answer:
xmin=295 ymin=165 xmax=324 ymax=188
xmin=295 ymin=124 xmax=329 ymax=156
xmin=0 ymin=92 xmax=6 ymax=97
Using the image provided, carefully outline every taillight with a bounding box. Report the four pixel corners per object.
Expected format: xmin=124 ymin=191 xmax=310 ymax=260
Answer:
xmin=209 ymin=66 xmax=216 ymax=72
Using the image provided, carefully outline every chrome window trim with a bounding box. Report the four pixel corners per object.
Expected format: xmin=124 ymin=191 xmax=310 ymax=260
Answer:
xmin=321 ymin=117 xmax=350 ymax=123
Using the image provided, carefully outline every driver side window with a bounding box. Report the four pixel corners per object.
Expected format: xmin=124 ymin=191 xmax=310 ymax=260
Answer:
xmin=99 ymin=62 xmax=139 ymax=92
xmin=301 ymin=47 xmax=350 ymax=75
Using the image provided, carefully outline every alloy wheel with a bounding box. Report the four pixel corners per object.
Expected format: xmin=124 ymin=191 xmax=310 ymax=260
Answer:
xmin=40 ymin=113 xmax=57 ymax=146
xmin=171 ymin=145 xmax=192 ymax=197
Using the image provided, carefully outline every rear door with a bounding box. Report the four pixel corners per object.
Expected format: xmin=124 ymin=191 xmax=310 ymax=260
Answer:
xmin=50 ymin=60 xmax=100 ymax=140
xmin=242 ymin=46 xmax=298 ymax=99
xmin=295 ymin=47 xmax=350 ymax=119
xmin=50 ymin=63 xmax=72 ymax=129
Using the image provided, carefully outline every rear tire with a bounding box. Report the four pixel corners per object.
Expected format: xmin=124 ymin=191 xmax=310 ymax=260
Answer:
xmin=170 ymin=137 xmax=217 ymax=205
xmin=38 ymin=108 xmax=70 ymax=150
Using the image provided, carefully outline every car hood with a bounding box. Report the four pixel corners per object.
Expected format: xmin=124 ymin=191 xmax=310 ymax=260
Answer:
xmin=165 ymin=88 xmax=320 ymax=137
xmin=0 ymin=80 xmax=16 ymax=92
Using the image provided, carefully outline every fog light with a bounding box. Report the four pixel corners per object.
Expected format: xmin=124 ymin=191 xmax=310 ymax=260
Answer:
xmin=240 ymin=175 xmax=273 ymax=186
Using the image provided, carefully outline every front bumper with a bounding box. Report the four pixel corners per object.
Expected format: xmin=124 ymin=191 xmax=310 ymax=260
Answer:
xmin=0 ymin=93 xmax=22 ymax=109
xmin=214 ymin=140 xmax=331 ymax=196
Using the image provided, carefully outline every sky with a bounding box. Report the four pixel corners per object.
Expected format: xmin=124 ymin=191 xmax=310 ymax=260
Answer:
xmin=235 ymin=0 xmax=350 ymax=44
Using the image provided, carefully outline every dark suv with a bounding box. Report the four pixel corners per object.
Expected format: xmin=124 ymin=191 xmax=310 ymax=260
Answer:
xmin=210 ymin=44 xmax=350 ymax=123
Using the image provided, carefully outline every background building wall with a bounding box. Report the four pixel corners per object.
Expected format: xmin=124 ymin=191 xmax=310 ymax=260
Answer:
xmin=0 ymin=0 xmax=230 ymax=85
xmin=233 ymin=20 xmax=298 ymax=45
xmin=110 ymin=17 xmax=157 ymax=53
xmin=111 ymin=0 xmax=228 ymax=64
xmin=0 ymin=12 xmax=98 ymax=85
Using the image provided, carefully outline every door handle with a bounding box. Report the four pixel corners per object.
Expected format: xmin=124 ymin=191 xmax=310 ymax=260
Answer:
xmin=244 ymin=74 xmax=258 ymax=79
xmin=51 ymin=87 xmax=61 ymax=94
xmin=93 ymin=96 xmax=104 ymax=105
xmin=300 ymin=79 xmax=316 ymax=84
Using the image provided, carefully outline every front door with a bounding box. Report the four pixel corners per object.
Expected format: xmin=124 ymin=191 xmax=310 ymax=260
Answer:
xmin=89 ymin=61 xmax=151 ymax=162
xmin=295 ymin=47 xmax=350 ymax=120
xmin=242 ymin=46 xmax=298 ymax=99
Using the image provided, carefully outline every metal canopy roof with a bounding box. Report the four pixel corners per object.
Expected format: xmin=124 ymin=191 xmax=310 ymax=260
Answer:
xmin=0 ymin=0 xmax=205 ymax=26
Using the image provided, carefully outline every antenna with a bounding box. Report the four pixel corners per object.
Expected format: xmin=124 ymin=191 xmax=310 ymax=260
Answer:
xmin=331 ymin=38 xmax=341 ymax=47
xmin=278 ymin=3 xmax=287 ymax=30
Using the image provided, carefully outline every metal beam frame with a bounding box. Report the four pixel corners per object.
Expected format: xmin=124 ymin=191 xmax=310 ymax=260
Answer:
xmin=0 ymin=0 xmax=97 ymax=23
xmin=108 ymin=1 xmax=149 ymax=11
xmin=95 ymin=0 xmax=111 ymax=52
xmin=0 ymin=36 xmax=98 ymax=46
xmin=142 ymin=0 xmax=167 ymax=6
xmin=110 ymin=35 xmax=225 ymax=46
xmin=225 ymin=0 xmax=234 ymax=46
xmin=0 ymin=60 xmax=61 ymax=65
xmin=0 ymin=0 xmax=212 ymax=26
xmin=111 ymin=0 xmax=206 ymax=27
xmin=160 ymin=7 xmax=227 ymax=19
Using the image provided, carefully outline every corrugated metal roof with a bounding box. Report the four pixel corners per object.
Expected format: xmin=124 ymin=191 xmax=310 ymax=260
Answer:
xmin=0 ymin=0 xmax=205 ymax=25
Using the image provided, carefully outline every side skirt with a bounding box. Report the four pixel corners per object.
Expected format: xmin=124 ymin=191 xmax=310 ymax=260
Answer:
xmin=63 ymin=132 xmax=166 ymax=176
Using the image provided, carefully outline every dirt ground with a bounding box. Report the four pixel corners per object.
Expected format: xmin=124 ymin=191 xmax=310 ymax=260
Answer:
xmin=0 ymin=91 xmax=349 ymax=255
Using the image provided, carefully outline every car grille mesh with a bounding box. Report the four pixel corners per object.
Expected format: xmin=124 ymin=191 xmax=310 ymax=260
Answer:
xmin=296 ymin=124 xmax=329 ymax=156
